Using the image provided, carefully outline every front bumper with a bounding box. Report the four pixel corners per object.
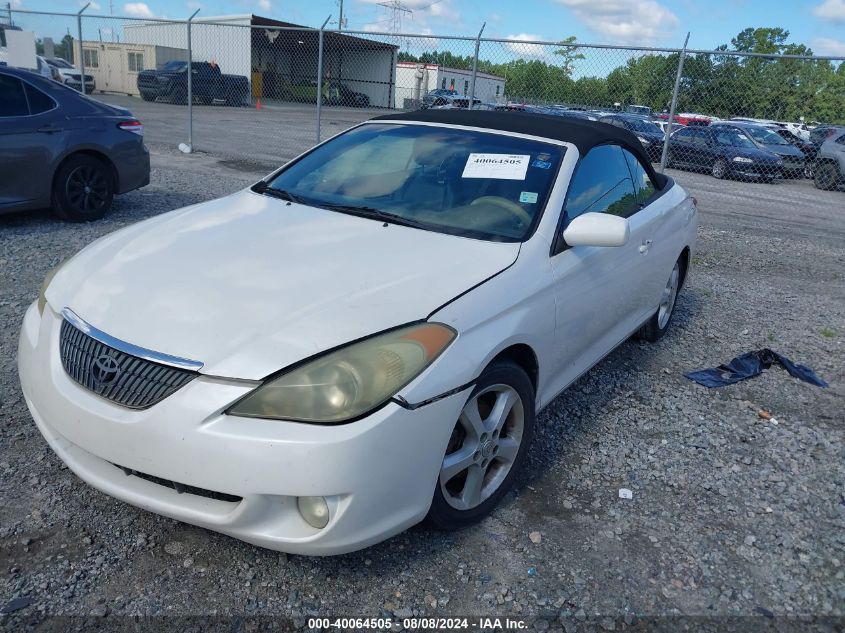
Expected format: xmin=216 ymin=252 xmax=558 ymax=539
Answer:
xmin=18 ymin=303 xmax=470 ymax=555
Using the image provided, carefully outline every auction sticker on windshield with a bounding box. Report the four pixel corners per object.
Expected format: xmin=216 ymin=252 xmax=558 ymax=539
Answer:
xmin=462 ymin=154 xmax=530 ymax=180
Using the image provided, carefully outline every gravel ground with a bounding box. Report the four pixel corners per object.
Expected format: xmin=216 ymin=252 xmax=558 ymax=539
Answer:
xmin=1 ymin=143 xmax=843 ymax=632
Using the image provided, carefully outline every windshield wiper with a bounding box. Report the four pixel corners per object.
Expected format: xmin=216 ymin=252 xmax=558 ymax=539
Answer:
xmin=316 ymin=203 xmax=430 ymax=230
xmin=254 ymin=183 xmax=308 ymax=205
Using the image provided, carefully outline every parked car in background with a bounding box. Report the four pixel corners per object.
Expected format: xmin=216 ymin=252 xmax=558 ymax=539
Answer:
xmin=35 ymin=55 xmax=60 ymax=82
xmin=809 ymin=125 xmax=842 ymax=148
xmin=429 ymin=94 xmax=481 ymax=109
xmin=19 ymin=109 xmax=697 ymax=554
xmin=0 ymin=66 xmax=149 ymax=221
xmin=421 ymin=88 xmax=459 ymax=109
xmin=46 ymin=57 xmax=95 ymax=93
xmin=655 ymin=120 xmax=685 ymax=135
xmin=325 ymin=82 xmax=370 ymax=107
xmin=600 ymin=113 xmax=665 ymax=161
xmin=711 ymin=121 xmax=806 ymax=178
xmin=546 ymin=107 xmax=599 ymax=122
xmin=813 ymin=127 xmax=845 ymax=191
xmin=667 ymin=125 xmax=783 ymax=182
xmin=137 ymin=61 xmax=248 ymax=106
xmin=769 ymin=127 xmax=818 ymax=175
xmin=624 ymin=104 xmax=652 ymax=117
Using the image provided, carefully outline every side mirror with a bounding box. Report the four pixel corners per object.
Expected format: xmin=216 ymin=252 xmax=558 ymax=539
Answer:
xmin=562 ymin=212 xmax=630 ymax=248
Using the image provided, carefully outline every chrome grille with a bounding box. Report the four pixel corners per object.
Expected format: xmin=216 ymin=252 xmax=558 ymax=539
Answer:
xmin=59 ymin=319 xmax=197 ymax=409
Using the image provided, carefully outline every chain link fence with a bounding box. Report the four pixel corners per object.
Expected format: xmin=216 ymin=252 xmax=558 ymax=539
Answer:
xmin=7 ymin=8 xmax=845 ymax=198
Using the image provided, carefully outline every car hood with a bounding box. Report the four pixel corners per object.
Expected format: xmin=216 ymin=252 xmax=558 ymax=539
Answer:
xmin=725 ymin=146 xmax=780 ymax=162
xmin=763 ymin=144 xmax=804 ymax=158
xmin=47 ymin=190 xmax=520 ymax=380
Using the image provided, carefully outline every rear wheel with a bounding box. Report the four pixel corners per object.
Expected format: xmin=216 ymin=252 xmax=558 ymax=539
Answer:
xmin=140 ymin=91 xmax=155 ymax=101
xmin=814 ymin=162 xmax=840 ymax=190
xmin=52 ymin=155 xmax=114 ymax=222
xmin=427 ymin=360 xmax=535 ymax=530
xmin=711 ymin=158 xmax=727 ymax=179
xmin=638 ymin=259 xmax=682 ymax=343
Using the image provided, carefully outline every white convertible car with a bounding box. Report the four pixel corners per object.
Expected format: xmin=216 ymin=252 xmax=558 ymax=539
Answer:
xmin=19 ymin=110 xmax=697 ymax=555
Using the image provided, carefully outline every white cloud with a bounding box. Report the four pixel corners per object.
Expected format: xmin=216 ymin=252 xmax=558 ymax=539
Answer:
xmin=86 ymin=1 xmax=102 ymax=10
xmin=555 ymin=0 xmax=678 ymax=44
xmin=812 ymin=36 xmax=845 ymax=56
xmin=505 ymin=33 xmax=551 ymax=60
xmin=123 ymin=2 xmax=154 ymax=18
xmin=11 ymin=0 xmax=23 ymax=8
xmin=257 ymin=0 xmax=272 ymax=12
xmin=187 ymin=0 xmax=202 ymax=9
xmin=813 ymin=0 xmax=845 ymax=22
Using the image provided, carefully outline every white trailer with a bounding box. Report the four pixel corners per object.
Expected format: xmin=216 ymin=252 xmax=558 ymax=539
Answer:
xmin=74 ymin=41 xmax=188 ymax=96
xmin=395 ymin=62 xmax=506 ymax=109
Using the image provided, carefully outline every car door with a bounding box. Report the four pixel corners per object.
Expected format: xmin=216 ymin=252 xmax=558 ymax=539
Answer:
xmin=0 ymin=73 xmax=67 ymax=207
xmin=547 ymin=144 xmax=647 ymax=385
xmin=621 ymin=147 xmax=682 ymax=321
xmin=669 ymin=128 xmax=696 ymax=167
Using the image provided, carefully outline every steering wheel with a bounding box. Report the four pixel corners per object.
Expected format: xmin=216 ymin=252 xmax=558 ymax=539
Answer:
xmin=470 ymin=196 xmax=533 ymax=226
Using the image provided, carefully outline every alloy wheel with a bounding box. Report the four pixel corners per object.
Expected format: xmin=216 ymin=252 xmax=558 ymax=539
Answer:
xmin=657 ymin=262 xmax=680 ymax=329
xmin=712 ymin=159 xmax=727 ymax=179
xmin=439 ymin=384 xmax=524 ymax=511
xmin=65 ymin=165 xmax=109 ymax=214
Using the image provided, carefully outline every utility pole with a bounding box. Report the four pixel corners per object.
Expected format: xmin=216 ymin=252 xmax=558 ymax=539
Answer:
xmin=338 ymin=0 xmax=344 ymax=31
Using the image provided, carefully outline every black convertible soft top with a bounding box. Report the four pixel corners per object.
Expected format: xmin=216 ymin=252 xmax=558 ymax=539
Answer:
xmin=372 ymin=109 xmax=668 ymax=189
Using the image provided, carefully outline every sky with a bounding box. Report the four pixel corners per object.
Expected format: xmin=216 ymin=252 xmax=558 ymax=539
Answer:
xmin=9 ymin=0 xmax=845 ymax=57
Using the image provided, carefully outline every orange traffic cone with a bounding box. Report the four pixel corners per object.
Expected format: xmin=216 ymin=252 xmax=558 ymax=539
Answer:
xmin=256 ymin=98 xmax=262 ymax=110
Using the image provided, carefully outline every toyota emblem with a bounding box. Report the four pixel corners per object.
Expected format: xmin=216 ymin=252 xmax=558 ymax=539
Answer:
xmin=91 ymin=354 xmax=121 ymax=387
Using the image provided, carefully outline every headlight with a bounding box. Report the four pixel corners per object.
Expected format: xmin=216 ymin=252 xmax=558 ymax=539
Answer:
xmin=37 ymin=261 xmax=66 ymax=316
xmin=637 ymin=135 xmax=650 ymax=145
xmin=228 ymin=322 xmax=456 ymax=423
xmin=732 ymin=156 xmax=753 ymax=163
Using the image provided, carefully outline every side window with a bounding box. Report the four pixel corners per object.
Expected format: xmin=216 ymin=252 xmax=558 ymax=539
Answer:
xmin=128 ymin=52 xmax=144 ymax=72
xmin=563 ymin=145 xmax=638 ymax=224
xmin=24 ymin=83 xmax=56 ymax=115
xmin=622 ymin=148 xmax=657 ymax=206
xmin=83 ymin=48 xmax=99 ymax=69
xmin=673 ymin=128 xmax=691 ymax=142
xmin=836 ymin=133 xmax=845 ymax=146
xmin=0 ymin=74 xmax=29 ymax=117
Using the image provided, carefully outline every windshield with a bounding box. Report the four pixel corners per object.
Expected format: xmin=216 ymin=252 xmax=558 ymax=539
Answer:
xmin=161 ymin=60 xmax=187 ymax=71
xmin=264 ymin=123 xmax=564 ymax=242
xmin=714 ymin=129 xmax=757 ymax=148
xmin=625 ymin=118 xmax=662 ymax=134
xmin=744 ymin=126 xmax=789 ymax=145
xmin=49 ymin=58 xmax=74 ymax=69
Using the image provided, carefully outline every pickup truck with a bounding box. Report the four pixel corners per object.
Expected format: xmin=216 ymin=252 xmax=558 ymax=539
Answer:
xmin=137 ymin=61 xmax=249 ymax=106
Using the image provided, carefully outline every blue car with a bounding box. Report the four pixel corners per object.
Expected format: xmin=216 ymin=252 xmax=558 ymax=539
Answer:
xmin=712 ymin=121 xmax=806 ymax=178
xmin=667 ymin=126 xmax=783 ymax=182
xmin=0 ymin=66 xmax=149 ymax=221
xmin=600 ymin=113 xmax=665 ymax=162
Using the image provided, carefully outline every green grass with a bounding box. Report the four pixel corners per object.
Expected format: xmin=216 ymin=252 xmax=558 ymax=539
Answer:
xmin=821 ymin=328 xmax=837 ymax=338
xmin=767 ymin=331 xmax=776 ymax=342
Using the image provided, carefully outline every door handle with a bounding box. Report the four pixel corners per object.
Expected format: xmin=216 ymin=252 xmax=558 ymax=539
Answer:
xmin=639 ymin=239 xmax=653 ymax=254
xmin=37 ymin=125 xmax=62 ymax=134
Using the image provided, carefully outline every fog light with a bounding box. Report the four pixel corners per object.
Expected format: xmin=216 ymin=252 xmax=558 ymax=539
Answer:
xmin=297 ymin=496 xmax=330 ymax=529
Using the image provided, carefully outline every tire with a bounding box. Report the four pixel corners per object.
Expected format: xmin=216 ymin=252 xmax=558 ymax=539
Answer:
xmin=814 ymin=162 xmax=840 ymax=191
xmin=52 ymin=154 xmax=114 ymax=222
xmin=711 ymin=158 xmax=727 ymax=180
xmin=637 ymin=258 xmax=682 ymax=343
xmin=172 ymin=87 xmax=187 ymax=105
xmin=140 ymin=91 xmax=155 ymax=102
xmin=426 ymin=360 xmax=535 ymax=530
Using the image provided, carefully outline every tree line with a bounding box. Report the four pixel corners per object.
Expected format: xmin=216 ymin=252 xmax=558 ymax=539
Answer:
xmin=398 ymin=28 xmax=845 ymax=124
